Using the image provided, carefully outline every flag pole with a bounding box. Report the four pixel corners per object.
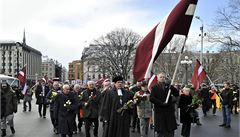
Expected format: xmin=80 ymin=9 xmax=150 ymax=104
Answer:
xmin=165 ymin=36 xmax=187 ymax=104
xmin=206 ymin=75 xmax=223 ymax=101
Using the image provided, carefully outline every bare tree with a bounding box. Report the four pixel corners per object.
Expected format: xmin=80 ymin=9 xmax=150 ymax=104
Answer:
xmin=208 ymin=0 xmax=240 ymax=50
xmin=93 ymin=28 xmax=141 ymax=80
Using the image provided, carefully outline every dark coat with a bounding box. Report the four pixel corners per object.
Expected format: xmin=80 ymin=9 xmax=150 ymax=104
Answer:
xmin=46 ymin=89 xmax=60 ymax=111
xmin=35 ymin=85 xmax=50 ymax=105
xmin=150 ymin=82 xmax=179 ymax=133
xmin=80 ymin=88 xmax=101 ymax=118
xmin=2 ymin=87 xmax=18 ymax=116
xmin=220 ymin=88 xmax=233 ymax=106
xmin=179 ymin=94 xmax=193 ymax=124
xmin=100 ymin=87 xmax=132 ymax=137
xmin=200 ymin=87 xmax=211 ymax=110
xmin=1 ymin=91 xmax=6 ymax=118
xmin=55 ymin=91 xmax=78 ymax=134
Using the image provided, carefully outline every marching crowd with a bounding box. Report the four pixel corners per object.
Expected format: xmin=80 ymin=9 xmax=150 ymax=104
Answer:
xmin=1 ymin=73 xmax=239 ymax=137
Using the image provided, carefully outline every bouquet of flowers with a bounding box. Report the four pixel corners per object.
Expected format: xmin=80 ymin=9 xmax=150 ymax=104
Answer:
xmin=134 ymin=92 xmax=148 ymax=103
xmin=191 ymin=95 xmax=202 ymax=108
xmin=50 ymin=91 xmax=58 ymax=100
xmin=85 ymin=92 xmax=96 ymax=107
xmin=117 ymin=100 xmax=134 ymax=116
xmin=64 ymin=100 xmax=72 ymax=111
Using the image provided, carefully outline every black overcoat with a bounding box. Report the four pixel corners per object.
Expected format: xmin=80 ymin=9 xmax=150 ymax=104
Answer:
xmin=179 ymin=94 xmax=193 ymax=124
xmin=35 ymin=85 xmax=50 ymax=105
xmin=100 ymin=87 xmax=132 ymax=137
xmin=54 ymin=92 xmax=78 ymax=134
xmin=80 ymin=88 xmax=101 ymax=118
xmin=150 ymin=82 xmax=179 ymax=133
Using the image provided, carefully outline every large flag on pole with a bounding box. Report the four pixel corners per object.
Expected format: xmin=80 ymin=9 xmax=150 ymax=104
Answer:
xmin=133 ymin=0 xmax=198 ymax=83
xmin=191 ymin=59 xmax=207 ymax=91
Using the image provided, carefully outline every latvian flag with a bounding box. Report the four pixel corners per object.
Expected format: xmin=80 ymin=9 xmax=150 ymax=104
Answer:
xmin=133 ymin=0 xmax=198 ymax=91
xmin=17 ymin=66 xmax=27 ymax=94
xmin=191 ymin=59 xmax=207 ymax=91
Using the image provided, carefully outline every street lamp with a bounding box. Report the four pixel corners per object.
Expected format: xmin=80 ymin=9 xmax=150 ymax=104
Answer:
xmin=181 ymin=56 xmax=192 ymax=85
xmin=195 ymin=16 xmax=206 ymax=66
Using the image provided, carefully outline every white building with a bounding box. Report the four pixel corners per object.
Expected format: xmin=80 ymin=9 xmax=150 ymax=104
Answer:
xmin=0 ymin=34 xmax=42 ymax=82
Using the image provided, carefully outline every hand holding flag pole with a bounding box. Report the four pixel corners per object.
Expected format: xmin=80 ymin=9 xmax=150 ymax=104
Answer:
xmin=206 ymin=75 xmax=223 ymax=101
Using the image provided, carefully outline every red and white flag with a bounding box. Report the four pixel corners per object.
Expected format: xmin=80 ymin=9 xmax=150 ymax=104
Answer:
xmin=17 ymin=66 xmax=26 ymax=87
xmin=17 ymin=66 xmax=27 ymax=94
xmin=133 ymin=0 xmax=198 ymax=85
xmin=147 ymin=74 xmax=158 ymax=91
xmin=191 ymin=59 xmax=207 ymax=91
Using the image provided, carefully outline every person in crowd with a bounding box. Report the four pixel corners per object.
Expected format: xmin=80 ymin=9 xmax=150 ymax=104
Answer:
xmin=209 ymin=86 xmax=217 ymax=115
xmin=199 ymin=84 xmax=211 ymax=117
xmin=99 ymin=79 xmax=112 ymax=135
xmin=179 ymin=87 xmax=197 ymax=137
xmin=1 ymin=88 xmax=6 ymax=137
xmin=55 ymin=84 xmax=78 ymax=137
xmin=150 ymin=73 xmax=179 ymax=137
xmin=46 ymin=81 xmax=61 ymax=134
xmin=231 ymin=84 xmax=239 ymax=114
xmin=73 ymin=84 xmax=83 ymax=133
xmin=23 ymin=84 xmax=32 ymax=112
xmin=80 ymin=81 xmax=101 ymax=137
xmin=219 ymin=82 xmax=233 ymax=128
xmin=12 ymin=85 xmax=22 ymax=103
xmin=35 ymin=79 xmax=50 ymax=118
xmin=130 ymin=82 xmax=141 ymax=133
xmin=134 ymin=81 xmax=152 ymax=137
xmin=1 ymin=81 xmax=18 ymax=137
xmin=100 ymin=76 xmax=133 ymax=137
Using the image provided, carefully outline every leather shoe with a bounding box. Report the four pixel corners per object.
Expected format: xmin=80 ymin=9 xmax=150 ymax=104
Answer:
xmin=225 ymin=125 xmax=231 ymax=128
xmin=219 ymin=124 xmax=226 ymax=127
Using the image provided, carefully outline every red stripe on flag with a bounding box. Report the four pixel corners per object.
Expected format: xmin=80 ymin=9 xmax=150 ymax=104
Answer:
xmin=148 ymin=74 xmax=158 ymax=92
xmin=191 ymin=59 xmax=207 ymax=91
xmin=133 ymin=0 xmax=198 ymax=81
xmin=17 ymin=66 xmax=26 ymax=87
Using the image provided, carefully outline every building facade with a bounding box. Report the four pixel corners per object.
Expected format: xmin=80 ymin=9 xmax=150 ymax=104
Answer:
xmin=41 ymin=59 xmax=56 ymax=80
xmin=0 ymin=40 xmax=42 ymax=82
xmin=68 ymin=60 xmax=83 ymax=84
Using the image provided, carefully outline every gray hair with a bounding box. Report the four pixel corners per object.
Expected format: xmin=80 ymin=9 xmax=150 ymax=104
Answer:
xmin=74 ymin=84 xmax=81 ymax=90
xmin=87 ymin=81 xmax=95 ymax=86
xmin=62 ymin=84 xmax=70 ymax=90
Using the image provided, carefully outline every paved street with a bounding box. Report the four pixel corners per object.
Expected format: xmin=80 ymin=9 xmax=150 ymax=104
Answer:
xmin=4 ymin=99 xmax=239 ymax=137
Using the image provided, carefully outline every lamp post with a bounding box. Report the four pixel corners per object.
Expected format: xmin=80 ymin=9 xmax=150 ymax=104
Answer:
xmin=181 ymin=56 xmax=192 ymax=86
xmin=195 ymin=16 xmax=206 ymax=66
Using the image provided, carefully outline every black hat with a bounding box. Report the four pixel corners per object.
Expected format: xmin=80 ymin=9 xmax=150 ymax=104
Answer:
xmin=112 ymin=76 xmax=124 ymax=82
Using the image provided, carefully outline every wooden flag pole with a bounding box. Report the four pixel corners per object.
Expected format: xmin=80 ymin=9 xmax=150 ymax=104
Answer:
xmin=165 ymin=37 xmax=187 ymax=104
xmin=206 ymin=75 xmax=223 ymax=101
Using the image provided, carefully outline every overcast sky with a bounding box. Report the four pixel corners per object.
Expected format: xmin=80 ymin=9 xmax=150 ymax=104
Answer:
xmin=0 ymin=0 xmax=227 ymax=68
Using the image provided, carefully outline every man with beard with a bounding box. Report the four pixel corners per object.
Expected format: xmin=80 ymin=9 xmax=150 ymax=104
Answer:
xmin=150 ymin=73 xmax=179 ymax=137
xmin=1 ymin=81 xmax=18 ymax=137
xmin=100 ymin=76 xmax=133 ymax=137
xmin=80 ymin=81 xmax=101 ymax=137
xmin=55 ymin=84 xmax=77 ymax=137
